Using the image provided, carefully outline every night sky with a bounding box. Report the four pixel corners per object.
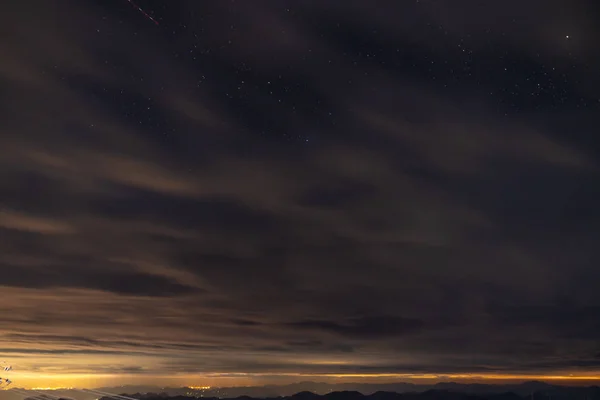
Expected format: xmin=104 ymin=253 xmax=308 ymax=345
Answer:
xmin=1 ymin=0 xmax=600 ymax=389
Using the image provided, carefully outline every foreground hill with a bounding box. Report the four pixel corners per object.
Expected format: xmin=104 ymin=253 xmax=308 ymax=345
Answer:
xmin=87 ymin=386 xmax=600 ymax=400
xmin=84 ymin=382 xmax=600 ymax=398
xmin=13 ymin=383 xmax=600 ymax=400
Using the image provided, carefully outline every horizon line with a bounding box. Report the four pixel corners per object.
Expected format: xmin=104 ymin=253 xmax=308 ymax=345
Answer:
xmin=11 ymin=375 xmax=600 ymax=391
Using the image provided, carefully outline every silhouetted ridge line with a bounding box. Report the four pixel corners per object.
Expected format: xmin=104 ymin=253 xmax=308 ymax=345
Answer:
xmin=103 ymin=387 xmax=600 ymax=400
xmin=290 ymin=392 xmax=320 ymax=400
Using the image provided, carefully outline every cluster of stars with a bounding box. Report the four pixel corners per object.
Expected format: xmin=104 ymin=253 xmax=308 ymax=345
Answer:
xmin=82 ymin=2 xmax=594 ymax=148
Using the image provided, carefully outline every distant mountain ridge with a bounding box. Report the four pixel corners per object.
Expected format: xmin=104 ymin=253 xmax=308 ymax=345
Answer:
xmin=13 ymin=382 xmax=600 ymax=400
xmin=87 ymin=385 xmax=600 ymax=400
xmin=89 ymin=380 xmax=598 ymax=398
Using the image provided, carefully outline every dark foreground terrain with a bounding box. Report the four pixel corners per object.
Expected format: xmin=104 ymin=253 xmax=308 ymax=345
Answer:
xmin=84 ymin=382 xmax=600 ymax=399
xmin=93 ymin=385 xmax=600 ymax=400
xmin=21 ymin=382 xmax=600 ymax=400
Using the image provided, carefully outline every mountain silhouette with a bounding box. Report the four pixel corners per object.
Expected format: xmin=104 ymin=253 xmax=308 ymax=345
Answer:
xmin=12 ymin=382 xmax=600 ymax=400
xmin=88 ymin=386 xmax=600 ymax=400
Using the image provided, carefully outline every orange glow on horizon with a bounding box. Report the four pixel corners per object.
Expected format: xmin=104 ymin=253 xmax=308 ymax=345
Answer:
xmin=7 ymin=372 xmax=600 ymax=390
xmin=294 ymin=373 xmax=600 ymax=380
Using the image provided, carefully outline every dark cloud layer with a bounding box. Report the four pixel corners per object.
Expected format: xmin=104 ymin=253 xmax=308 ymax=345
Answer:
xmin=1 ymin=0 xmax=599 ymax=384
xmin=289 ymin=317 xmax=425 ymax=339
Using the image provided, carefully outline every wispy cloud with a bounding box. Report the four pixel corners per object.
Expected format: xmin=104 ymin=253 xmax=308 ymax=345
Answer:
xmin=0 ymin=0 xmax=599 ymax=385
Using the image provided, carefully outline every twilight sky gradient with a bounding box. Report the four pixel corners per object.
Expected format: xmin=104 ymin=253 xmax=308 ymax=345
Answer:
xmin=1 ymin=0 xmax=600 ymax=389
